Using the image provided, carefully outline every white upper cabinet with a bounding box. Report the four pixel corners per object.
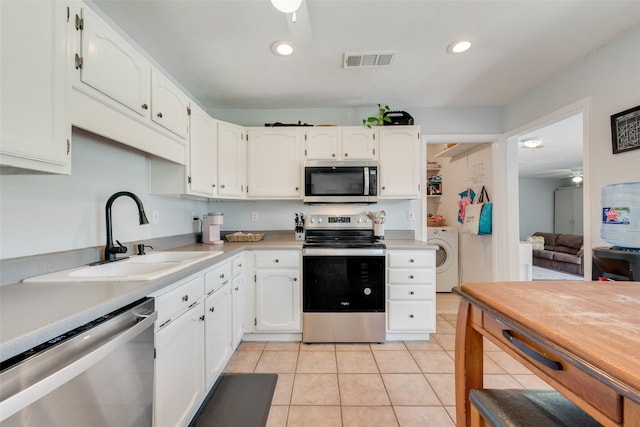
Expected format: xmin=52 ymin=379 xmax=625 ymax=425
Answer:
xmin=304 ymin=127 xmax=339 ymax=160
xmin=379 ymin=126 xmax=421 ymax=199
xmin=188 ymin=103 xmax=217 ymax=197
xmin=217 ymin=121 xmax=247 ymax=198
xmin=151 ymin=70 xmax=190 ymax=139
xmin=340 ymin=127 xmax=378 ymax=160
xmin=303 ymin=126 xmax=378 ymax=161
xmin=75 ymin=5 xmax=150 ymax=118
xmin=247 ymin=128 xmax=303 ymax=198
xmin=1 ymin=1 xmax=71 ymax=174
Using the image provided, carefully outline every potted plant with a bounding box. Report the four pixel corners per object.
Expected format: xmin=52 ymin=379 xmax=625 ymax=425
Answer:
xmin=362 ymin=104 xmax=391 ymax=128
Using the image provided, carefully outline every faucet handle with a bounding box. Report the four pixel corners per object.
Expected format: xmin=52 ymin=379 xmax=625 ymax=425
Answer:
xmin=137 ymin=244 xmax=153 ymax=255
xmin=109 ymin=240 xmax=128 ymax=255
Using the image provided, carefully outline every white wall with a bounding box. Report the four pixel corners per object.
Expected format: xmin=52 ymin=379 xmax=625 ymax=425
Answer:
xmin=503 ymin=25 xmax=640 ymax=261
xmin=0 ymin=130 xmax=207 ymax=259
xmin=518 ymin=178 xmax=563 ymax=240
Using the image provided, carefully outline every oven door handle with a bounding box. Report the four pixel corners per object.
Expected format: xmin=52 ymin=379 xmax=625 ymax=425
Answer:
xmin=0 ymin=308 xmax=157 ymax=422
xmin=303 ymin=248 xmax=385 ymax=256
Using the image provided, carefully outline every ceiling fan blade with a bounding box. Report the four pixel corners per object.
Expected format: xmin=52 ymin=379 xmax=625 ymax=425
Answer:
xmin=287 ymin=0 xmax=311 ymax=45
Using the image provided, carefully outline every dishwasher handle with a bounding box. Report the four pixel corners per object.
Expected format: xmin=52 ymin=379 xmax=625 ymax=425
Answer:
xmin=0 ymin=306 xmax=157 ymax=422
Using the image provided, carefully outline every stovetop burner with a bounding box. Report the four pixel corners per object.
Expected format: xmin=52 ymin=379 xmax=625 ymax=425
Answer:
xmin=303 ymin=214 xmax=386 ymax=249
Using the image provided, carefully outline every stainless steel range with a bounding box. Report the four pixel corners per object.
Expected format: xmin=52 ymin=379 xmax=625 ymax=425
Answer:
xmin=302 ymin=214 xmax=386 ymax=343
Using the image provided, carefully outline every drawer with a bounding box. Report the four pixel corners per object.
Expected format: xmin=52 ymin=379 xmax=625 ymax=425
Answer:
xmin=155 ymin=274 xmax=204 ymax=328
xmin=388 ymin=268 xmax=434 ymax=285
xmin=388 ymin=300 xmax=435 ymax=332
xmin=388 ymin=284 xmax=434 ymax=300
xmin=255 ymin=251 xmax=300 ymax=268
xmin=205 ymin=261 xmax=232 ymax=294
xmin=483 ymin=314 xmax=622 ymax=423
xmin=232 ymin=255 xmax=245 ymax=277
xmin=388 ymin=251 xmax=434 ymax=268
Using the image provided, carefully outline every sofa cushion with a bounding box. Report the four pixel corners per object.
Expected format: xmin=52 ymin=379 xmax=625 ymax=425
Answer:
xmin=533 ymin=249 xmax=555 ymax=260
xmin=554 ymin=252 xmax=582 ymax=265
xmin=556 ymin=234 xmax=583 ymax=250
xmin=533 ymin=232 xmax=558 ymax=246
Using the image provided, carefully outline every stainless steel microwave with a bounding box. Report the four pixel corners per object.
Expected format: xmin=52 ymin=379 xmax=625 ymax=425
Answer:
xmin=304 ymin=160 xmax=378 ymax=204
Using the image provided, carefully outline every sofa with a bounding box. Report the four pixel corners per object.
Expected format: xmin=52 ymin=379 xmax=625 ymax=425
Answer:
xmin=530 ymin=232 xmax=584 ymax=276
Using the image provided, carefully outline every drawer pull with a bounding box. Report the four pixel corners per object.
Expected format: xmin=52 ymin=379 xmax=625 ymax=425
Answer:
xmin=188 ymin=301 xmax=198 ymax=309
xmin=234 ymin=287 xmax=239 ymax=291
xmin=275 ymin=259 xmax=279 ymax=263
xmin=502 ymin=330 xmax=563 ymax=371
xmin=220 ymin=273 xmax=225 ymax=279
xmin=182 ymin=295 xmax=189 ymax=302
xmin=409 ymin=275 xmax=414 ymax=279
xmin=409 ymin=291 xmax=415 ymax=295
xmin=409 ymin=314 xmax=414 ymax=318
xmin=409 ymin=259 xmax=415 ymax=263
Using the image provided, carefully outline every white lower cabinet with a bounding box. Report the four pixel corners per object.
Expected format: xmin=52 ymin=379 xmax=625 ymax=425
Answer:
xmin=204 ymin=282 xmax=233 ymax=389
xmin=153 ymin=275 xmax=205 ymax=427
xmin=386 ymin=250 xmax=436 ymax=338
xmin=254 ymin=251 xmax=301 ymax=332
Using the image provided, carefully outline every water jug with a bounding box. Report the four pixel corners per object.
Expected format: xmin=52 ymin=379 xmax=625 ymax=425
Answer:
xmin=601 ymin=182 xmax=640 ymax=249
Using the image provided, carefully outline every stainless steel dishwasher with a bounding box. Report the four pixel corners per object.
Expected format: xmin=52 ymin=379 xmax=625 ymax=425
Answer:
xmin=0 ymin=297 xmax=156 ymax=426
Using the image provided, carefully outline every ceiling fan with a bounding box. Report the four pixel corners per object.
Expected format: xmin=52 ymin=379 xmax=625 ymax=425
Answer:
xmin=271 ymin=0 xmax=312 ymax=45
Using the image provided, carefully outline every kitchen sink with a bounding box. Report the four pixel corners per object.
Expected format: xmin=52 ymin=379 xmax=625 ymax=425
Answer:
xmin=23 ymin=251 xmax=224 ymax=282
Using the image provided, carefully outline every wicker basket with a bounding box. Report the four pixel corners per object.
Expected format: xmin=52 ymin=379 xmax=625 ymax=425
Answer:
xmin=427 ymin=217 xmax=446 ymax=227
xmin=224 ymin=232 xmax=265 ymax=242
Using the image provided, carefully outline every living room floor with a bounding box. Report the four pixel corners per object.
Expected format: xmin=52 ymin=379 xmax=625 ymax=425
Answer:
xmin=222 ymin=293 xmax=553 ymax=427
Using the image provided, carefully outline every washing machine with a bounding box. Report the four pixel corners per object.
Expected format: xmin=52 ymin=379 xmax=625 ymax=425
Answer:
xmin=427 ymin=227 xmax=459 ymax=292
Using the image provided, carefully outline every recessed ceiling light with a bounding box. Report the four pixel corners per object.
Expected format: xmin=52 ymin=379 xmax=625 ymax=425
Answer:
xmin=270 ymin=0 xmax=302 ymax=13
xmin=271 ymin=40 xmax=294 ymax=56
xmin=447 ymin=39 xmax=472 ymax=54
xmin=521 ymin=137 xmax=543 ymax=149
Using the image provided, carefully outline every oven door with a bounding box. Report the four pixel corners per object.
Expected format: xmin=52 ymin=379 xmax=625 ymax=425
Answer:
xmin=302 ymin=249 xmax=385 ymax=313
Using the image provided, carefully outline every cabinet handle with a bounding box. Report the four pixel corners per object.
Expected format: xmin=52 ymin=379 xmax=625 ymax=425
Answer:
xmin=238 ymin=264 xmax=242 ymax=267
xmin=182 ymin=295 xmax=189 ymax=302
xmin=409 ymin=314 xmax=414 ymax=318
xmin=409 ymin=291 xmax=415 ymax=295
xmin=141 ymin=103 xmax=148 ymax=110
xmin=220 ymin=273 xmax=225 ymax=279
xmin=293 ymin=277 xmax=297 ymax=282
xmin=344 ymin=153 xmax=348 ymax=157
xmin=382 ymin=186 xmax=386 ymax=190
xmin=209 ymin=306 xmax=215 ymax=312
xmin=199 ymin=315 xmax=205 ymax=321
xmin=157 ymin=112 xmax=163 ymax=118
xmin=275 ymin=259 xmax=279 ymax=263
xmin=234 ymin=287 xmax=239 ymax=291
xmin=409 ymin=275 xmax=414 ymax=279
xmin=221 ymin=184 xmax=226 ymax=189
xmin=502 ymin=330 xmax=563 ymax=370
xmin=295 ymin=187 xmax=299 ymax=191
xmin=409 ymin=259 xmax=415 ymax=263
xmin=332 ymin=153 xmax=336 ymax=157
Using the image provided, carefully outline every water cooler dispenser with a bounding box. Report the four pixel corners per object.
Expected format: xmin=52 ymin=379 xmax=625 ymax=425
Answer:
xmin=594 ymin=182 xmax=640 ymax=280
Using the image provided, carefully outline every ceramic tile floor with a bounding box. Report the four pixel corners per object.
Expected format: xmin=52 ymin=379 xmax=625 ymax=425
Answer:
xmin=222 ymin=293 xmax=552 ymax=426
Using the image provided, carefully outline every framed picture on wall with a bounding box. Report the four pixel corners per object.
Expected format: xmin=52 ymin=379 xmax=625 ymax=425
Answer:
xmin=611 ymin=105 xmax=640 ymax=154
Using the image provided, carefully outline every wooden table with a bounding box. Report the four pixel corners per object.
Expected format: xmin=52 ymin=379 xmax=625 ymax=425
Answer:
xmin=454 ymin=281 xmax=640 ymax=427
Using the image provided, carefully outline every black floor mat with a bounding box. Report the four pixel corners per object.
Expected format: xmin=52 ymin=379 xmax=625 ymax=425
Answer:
xmin=190 ymin=374 xmax=278 ymax=427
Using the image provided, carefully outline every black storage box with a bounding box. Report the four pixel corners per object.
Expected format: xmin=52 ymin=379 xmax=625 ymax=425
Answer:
xmin=383 ymin=111 xmax=414 ymax=125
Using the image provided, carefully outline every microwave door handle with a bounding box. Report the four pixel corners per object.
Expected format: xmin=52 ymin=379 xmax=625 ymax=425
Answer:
xmin=363 ymin=167 xmax=370 ymax=195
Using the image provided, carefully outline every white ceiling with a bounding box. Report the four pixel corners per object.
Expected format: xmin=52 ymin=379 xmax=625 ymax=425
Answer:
xmin=90 ymin=0 xmax=639 ymax=177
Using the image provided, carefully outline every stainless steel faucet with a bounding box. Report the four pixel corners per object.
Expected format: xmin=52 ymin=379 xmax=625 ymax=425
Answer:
xmin=104 ymin=191 xmax=149 ymax=261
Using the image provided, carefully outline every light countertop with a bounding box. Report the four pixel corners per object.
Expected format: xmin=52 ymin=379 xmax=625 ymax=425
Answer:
xmin=0 ymin=238 xmax=436 ymax=362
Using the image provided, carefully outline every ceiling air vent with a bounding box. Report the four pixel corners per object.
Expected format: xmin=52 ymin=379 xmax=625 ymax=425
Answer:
xmin=343 ymin=52 xmax=396 ymax=68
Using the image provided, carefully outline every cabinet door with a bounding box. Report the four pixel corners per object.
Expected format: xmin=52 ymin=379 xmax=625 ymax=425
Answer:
xmin=151 ymin=70 xmax=189 ymax=139
xmin=304 ymin=127 xmax=339 ymax=160
xmin=1 ymin=1 xmax=70 ymax=174
xmin=155 ymin=303 xmax=205 ymax=427
xmin=77 ymin=5 xmax=150 ymax=117
xmin=255 ymin=269 xmax=300 ymax=332
xmin=340 ymin=127 xmax=378 ymax=160
xmin=379 ymin=126 xmax=421 ymax=199
xmin=232 ymin=273 xmax=245 ymax=349
xmin=204 ymin=283 xmax=232 ymax=389
xmin=247 ymin=128 xmax=302 ymax=198
xmin=188 ymin=104 xmax=217 ymax=197
xmin=217 ymin=122 xmax=246 ymax=198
